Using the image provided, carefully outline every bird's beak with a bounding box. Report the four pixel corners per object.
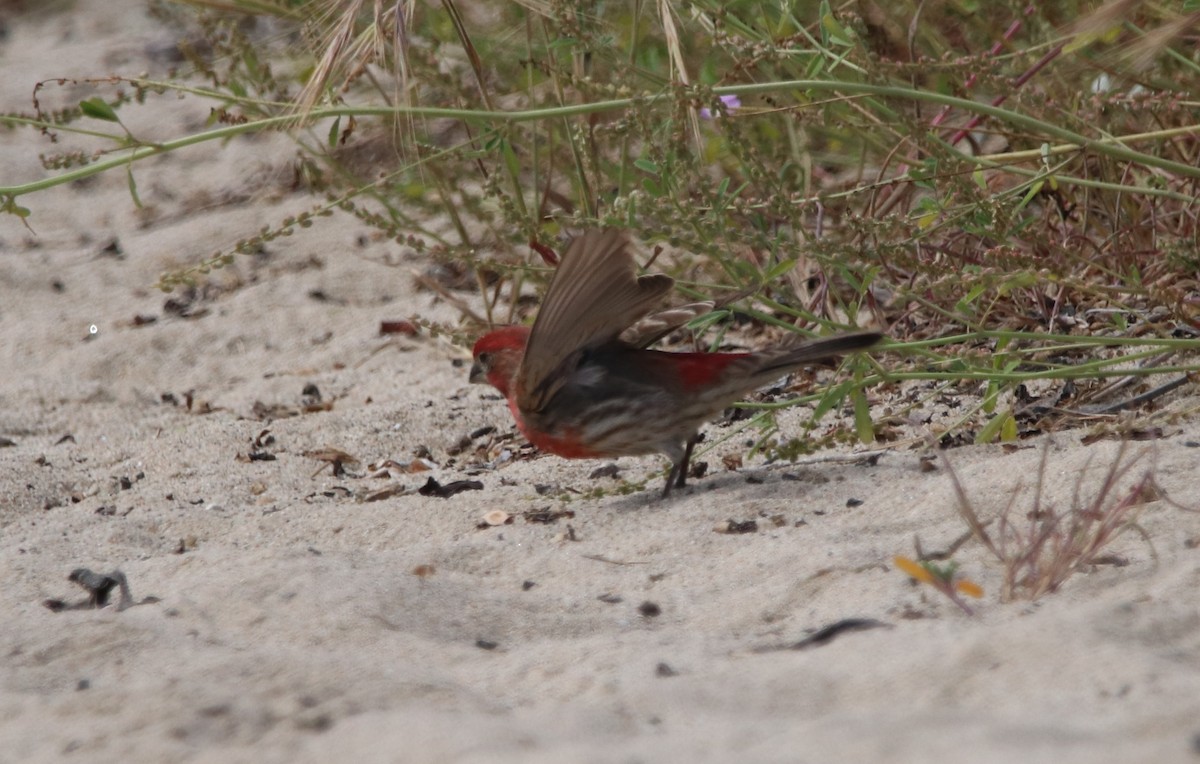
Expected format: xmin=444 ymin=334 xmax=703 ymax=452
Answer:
xmin=468 ymin=361 xmax=485 ymax=384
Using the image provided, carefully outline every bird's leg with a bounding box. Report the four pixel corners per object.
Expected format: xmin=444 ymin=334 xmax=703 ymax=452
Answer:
xmin=676 ymin=436 xmax=697 ymax=488
xmin=661 ymin=468 xmax=677 ymax=498
xmin=661 ymin=436 xmax=699 ymax=498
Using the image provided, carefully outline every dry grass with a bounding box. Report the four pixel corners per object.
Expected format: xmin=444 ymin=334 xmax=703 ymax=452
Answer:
xmin=942 ymin=441 xmax=1162 ymax=601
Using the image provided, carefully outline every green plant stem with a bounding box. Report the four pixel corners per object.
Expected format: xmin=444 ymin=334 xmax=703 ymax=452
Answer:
xmin=6 ymin=79 xmax=1199 ymax=201
xmin=894 ymin=330 xmax=1200 ymax=350
xmin=737 ymin=361 xmax=1200 ymax=414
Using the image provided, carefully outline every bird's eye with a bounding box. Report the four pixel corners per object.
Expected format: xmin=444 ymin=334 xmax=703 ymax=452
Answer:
xmin=477 ymin=352 xmax=492 ymax=367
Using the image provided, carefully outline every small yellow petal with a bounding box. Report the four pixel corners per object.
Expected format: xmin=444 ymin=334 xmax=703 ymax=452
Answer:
xmin=956 ymin=580 xmax=984 ymax=598
xmin=894 ymin=555 xmax=934 ymax=585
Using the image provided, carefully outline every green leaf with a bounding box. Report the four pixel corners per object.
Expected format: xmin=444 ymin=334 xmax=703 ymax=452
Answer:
xmin=713 ymin=176 xmax=731 ymax=211
xmin=2 ymin=195 xmax=31 ymax=218
xmin=998 ymin=272 xmax=1038 ymax=294
xmin=852 ymin=386 xmax=874 ymax=444
xmin=812 ymin=379 xmax=852 ymax=421
xmin=1016 ymin=180 xmax=1043 ymax=212
xmin=634 ymin=157 xmax=659 ymax=175
xmin=974 ymin=410 xmax=1014 ymax=445
xmin=328 ymin=117 xmax=341 ymax=148
xmin=80 ymin=97 xmax=119 ymax=122
xmin=909 ymin=158 xmax=940 ymax=190
xmin=499 ymin=139 xmax=521 ymax=186
xmin=642 ymin=178 xmax=664 ymax=197
xmin=981 ymin=380 xmax=999 ymax=414
xmin=1000 ymin=413 xmax=1018 ymax=442
xmin=954 ymin=282 xmax=988 ymax=316
xmin=687 ymin=310 xmax=730 ymax=332
xmin=481 ymin=130 xmax=502 ymax=151
xmin=126 ymin=163 xmax=143 ymax=208
xmin=764 ymin=258 xmax=797 ymax=281
xmin=804 ymin=52 xmax=826 ymax=78
xmin=243 ymin=47 xmax=260 ymax=75
xmin=820 ymin=1 xmax=853 ymax=46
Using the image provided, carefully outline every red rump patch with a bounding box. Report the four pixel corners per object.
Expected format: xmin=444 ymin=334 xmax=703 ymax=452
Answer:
xmin=659 ymin=351 xmax=749 ymax=391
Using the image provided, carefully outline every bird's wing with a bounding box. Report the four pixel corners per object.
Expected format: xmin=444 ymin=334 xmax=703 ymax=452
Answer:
xmin=617 ymin=284 xmax=757 ymax=348
xmin=517 ymin=229 xmax=673 ymax=413
xmin=617 ymin=302 xmax=714 ymax=348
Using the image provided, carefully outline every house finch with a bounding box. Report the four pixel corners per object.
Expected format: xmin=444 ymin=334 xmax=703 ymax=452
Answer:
xmin=470 ymin=229 xmax=882 ymax=496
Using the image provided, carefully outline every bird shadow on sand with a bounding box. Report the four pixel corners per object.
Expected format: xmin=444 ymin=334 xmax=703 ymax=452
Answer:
xmin=600 ymin=461 xmax=866 ymax=513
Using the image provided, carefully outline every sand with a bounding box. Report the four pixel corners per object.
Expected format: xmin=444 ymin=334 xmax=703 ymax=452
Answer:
xmin=3 ymin=3 xmax=1200 ymax=762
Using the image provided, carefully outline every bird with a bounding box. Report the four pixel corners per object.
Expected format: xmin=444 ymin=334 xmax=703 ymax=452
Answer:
xmin=469 ymin=229 xmax=882 ymax=496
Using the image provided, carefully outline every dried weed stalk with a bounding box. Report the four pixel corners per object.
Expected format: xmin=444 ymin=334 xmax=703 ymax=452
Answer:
xmin=943 ymin=441 xmax=1160 ymax=601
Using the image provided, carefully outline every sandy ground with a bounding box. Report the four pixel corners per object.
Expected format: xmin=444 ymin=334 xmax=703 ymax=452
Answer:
xmin=3 ymin=3 xmax=1200 ymax=763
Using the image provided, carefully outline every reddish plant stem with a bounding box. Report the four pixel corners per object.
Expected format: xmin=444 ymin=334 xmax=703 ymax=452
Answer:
xmin=946 ymin=40 xmax=1067 ymax=147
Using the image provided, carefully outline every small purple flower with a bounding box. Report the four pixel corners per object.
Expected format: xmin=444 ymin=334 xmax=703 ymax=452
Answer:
xmin=700 ymin=94 xmax=741 ymax=119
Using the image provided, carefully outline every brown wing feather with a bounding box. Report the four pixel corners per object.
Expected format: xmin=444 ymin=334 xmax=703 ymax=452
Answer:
xmin=617 ymin=284 xmax=757 ymax=348
xmin=617 ymin=302 xmax=715 ymax=348
xmin=517 ymin=229 xmax=673 ymax=413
